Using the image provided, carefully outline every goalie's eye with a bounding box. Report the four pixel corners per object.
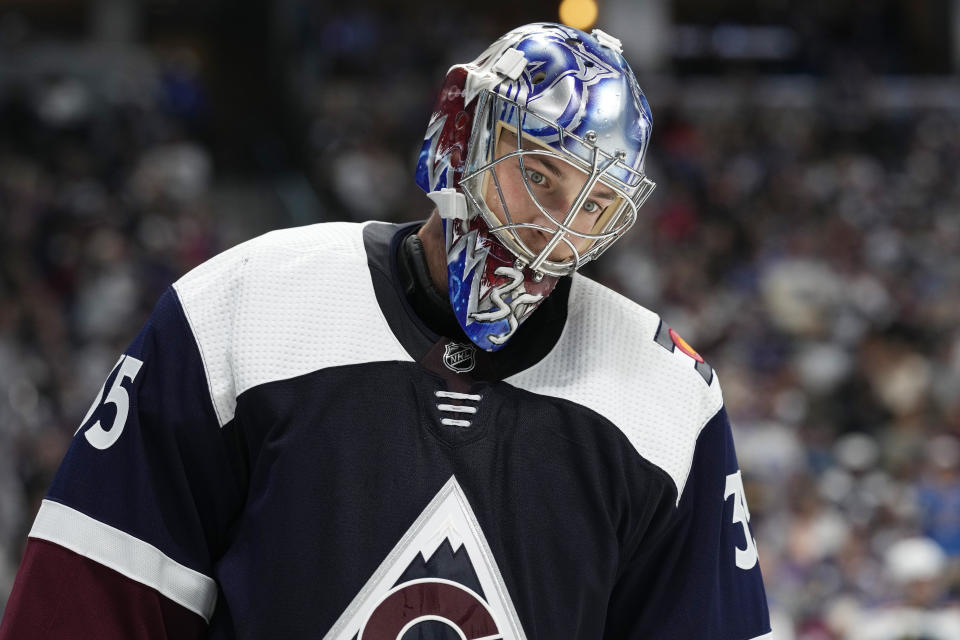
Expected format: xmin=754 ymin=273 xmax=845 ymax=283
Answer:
xmin=583 ymin=200 xmax=601 ymax=213
xmin=524 ymin=168 xmax=547 ymax=185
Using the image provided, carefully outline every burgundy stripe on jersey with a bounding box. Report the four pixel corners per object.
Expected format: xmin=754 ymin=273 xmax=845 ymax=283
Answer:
xmin=0 ymin=539 xmax=206 ymax=640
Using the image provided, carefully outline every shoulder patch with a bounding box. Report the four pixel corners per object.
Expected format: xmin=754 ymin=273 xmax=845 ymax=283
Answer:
xmin=506 ymin=274 xmax=723 ymax=502
xmin=172 ymin=222 xmax=414 ymax=426
xmin=653 ymin=320 xmax=714 ymax=385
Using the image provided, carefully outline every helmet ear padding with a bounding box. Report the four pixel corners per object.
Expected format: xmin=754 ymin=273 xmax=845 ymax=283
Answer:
xmin=415 ymin=66 xmax=478 ymax=194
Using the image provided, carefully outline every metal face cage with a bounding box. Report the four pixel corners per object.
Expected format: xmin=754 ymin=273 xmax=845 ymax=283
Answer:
xmin=458 ymin=92 xmax=656 ymax=277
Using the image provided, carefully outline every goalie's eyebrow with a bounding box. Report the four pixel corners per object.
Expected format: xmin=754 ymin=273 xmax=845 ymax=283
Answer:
xmin=537 ymin=155 xmax=618 ymax=201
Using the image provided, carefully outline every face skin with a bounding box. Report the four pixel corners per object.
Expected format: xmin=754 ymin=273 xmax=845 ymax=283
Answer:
xmin=483 ymin=130 xmax=619 ymax=262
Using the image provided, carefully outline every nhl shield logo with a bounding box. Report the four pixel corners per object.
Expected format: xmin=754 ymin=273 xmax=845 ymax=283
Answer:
xmin=443 ymin=342 xmax=476 ymax=373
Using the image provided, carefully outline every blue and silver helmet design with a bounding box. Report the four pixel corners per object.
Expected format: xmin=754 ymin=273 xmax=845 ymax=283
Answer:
xmin=416 ymin=23 xmax=656 ymax=350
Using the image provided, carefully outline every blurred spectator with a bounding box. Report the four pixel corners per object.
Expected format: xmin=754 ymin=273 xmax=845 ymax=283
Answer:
xmin=918 ymin=436 xmax=960 ymax=557
xmin=839 ymin=537 xmax=960 ymax=640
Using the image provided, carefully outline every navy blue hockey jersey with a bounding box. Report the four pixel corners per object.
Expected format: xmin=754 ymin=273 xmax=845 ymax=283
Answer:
xmin=0 ymin=222 xmax=771 ymax=639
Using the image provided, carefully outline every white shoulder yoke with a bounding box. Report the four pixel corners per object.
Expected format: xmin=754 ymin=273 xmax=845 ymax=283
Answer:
xmin=172 ymin=222 xmax=414 ymax=427
xmin=506 ymin=274 xmax=724 ymax=502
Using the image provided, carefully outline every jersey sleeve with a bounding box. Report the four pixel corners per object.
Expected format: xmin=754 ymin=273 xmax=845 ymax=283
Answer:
xmin=0 ymin=287 xmax=246 ymax=639
xmin=604 ymin=407 xmax=772 ymax=640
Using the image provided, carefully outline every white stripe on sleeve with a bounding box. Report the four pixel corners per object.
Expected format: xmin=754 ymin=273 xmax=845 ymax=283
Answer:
xmin=28 ymin=499 xmax=217 ymax=622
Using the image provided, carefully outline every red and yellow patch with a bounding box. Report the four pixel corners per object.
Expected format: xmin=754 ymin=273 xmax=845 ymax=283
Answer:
xmin=669 ymin=328 xmax=705 ymax=363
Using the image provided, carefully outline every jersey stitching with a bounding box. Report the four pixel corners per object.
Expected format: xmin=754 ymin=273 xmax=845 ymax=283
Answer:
xmin=675 ymin=398 xmax=725 ymax=506
xmin=171 ymin=284 xmax=226 ymax=428
xmin=356 ymin=222 xmax=419 ymax=364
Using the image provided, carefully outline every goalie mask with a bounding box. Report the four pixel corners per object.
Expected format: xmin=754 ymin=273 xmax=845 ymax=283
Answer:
xmin=415 ymin=22 xmax=655 ymax=352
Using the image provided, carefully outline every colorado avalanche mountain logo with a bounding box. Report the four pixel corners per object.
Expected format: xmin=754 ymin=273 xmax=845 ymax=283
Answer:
xmin=324 ymin=476 xmax=527 ymax=640
xmin=359 ymin=580 xmax=499 ymax=639
xmin=443 ymin=342 xmax=477 ymax=373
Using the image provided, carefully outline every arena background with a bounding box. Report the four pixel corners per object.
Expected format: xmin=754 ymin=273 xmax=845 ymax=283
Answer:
xmin=1 ymin=1 xmax=960 ymax=637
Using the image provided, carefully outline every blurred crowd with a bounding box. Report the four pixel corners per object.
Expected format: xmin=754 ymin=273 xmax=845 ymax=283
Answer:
xmin=0 ymin=35 xmax=270 ymax=612
xmin=624 ymin=101 xmax=960 ymax=638
xmin=3 ymin=6 xmax=960 ymax=639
